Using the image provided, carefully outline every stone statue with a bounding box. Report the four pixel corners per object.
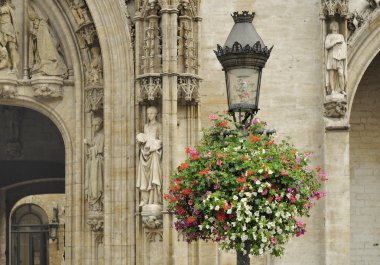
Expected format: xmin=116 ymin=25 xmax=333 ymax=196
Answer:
xmin=28 ymin=6 xmax=67 ymax=77
xmin=84 ymin=116 xmax=104 ymax=212
xmin=85 ymin=46 xmax=103 ymax=85
xmin=0 ymin=0 xmax=19 ymax=73
xmin=325 ymin=21 xmax=347 ymax=95
xmin=136 ymin=106 xmax=163 ymax=206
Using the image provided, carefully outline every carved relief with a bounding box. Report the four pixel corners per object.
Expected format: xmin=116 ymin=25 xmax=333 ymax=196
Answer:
xmin=347 ymin=11 xmax=364 ymax=34
xmin=136 ymin=106 xmax=163 ymax=207
xmin=87 ymin=211 xmax=104 ymax=232
xmin=142 ymin=215 xmax=163 ymax=229
xmin=28 ymin=6 xmax=68 ymax=78
xmin=321 ymin=0 xmax=349 ymax=17
xmin=177 ymin=75 xmax=199 ymax=102
xmin=178 ymin=20 xmax=196 ymax=72
xmin=85 ymin=86 xmax=104 ymax=112
xmin=84 ymin=116 xmax=105 ymax=213
xmin=31 ymin=77 xmax=64 ymax=99
xmin=0 ymin=84 xmax=16 ymax=98
xmin=85 ymin=46 xmax=103 ymax=85
xmin=67 ymin=0 xmax=91 ymax=26
xmin=0 ymin=0 xmax=19 ymax=74
xmin=324 ymin=99 xmax=347 ymax=118
xmin=139 ymin=75 xmax=162 ymax=101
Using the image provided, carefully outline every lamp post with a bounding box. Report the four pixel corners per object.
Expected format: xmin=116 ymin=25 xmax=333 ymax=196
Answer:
xmin=214 ymin=11 xmax=272 ymax=265
xmin=215 ymin=11 xmax=272 ymax=127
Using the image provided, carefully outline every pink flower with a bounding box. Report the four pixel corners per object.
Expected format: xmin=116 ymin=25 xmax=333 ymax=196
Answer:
xmin=217 ymin=159 xmax=222 ymax=166
xmin=296 ymin=229 xmax=305 ymax=237
xmin=262 ymin=189 xmax=268 ymax=195
xmin=208 ymin=114 xmax=218 ymax=121
xmin=305 ymin=167 xmax=312 ymax=173
xmin=295 ymin=156 xmax=301 ymax=164
xmin=281 ymin=171 xmax=288 ymax=176
xmin=296 ymin=220 xmax=305 ymax=227
xmin=252 ymin=118 xmax=260 ymax=124
xmin=204 ymin=151 xmax=212 ymax=158
xmin=271 ymin=236 xmax=278 ymax=245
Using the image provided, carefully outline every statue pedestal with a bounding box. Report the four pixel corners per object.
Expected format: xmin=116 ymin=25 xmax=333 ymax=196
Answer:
xmin=0 ymin=71 xmax=17 ymax=98
xmin=324 ymin=92 xmax=347 ymax=118
xmin=87 ymin=210 xmax=104 ymax=232
xmin=31 ymin=76 xmax=64 ymax=99
xmin=141 ymin=204 xmax=163 ymax=229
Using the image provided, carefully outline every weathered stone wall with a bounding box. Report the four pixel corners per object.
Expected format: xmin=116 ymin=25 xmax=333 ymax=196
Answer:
xmin=350 ymin=52 xmax=380 ymax=265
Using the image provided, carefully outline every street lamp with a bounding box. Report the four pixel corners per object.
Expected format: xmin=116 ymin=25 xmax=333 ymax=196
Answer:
xmin=215 ymin=11 xmax=272 ymax=126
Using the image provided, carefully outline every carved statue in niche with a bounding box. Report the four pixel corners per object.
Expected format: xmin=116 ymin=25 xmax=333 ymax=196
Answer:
xmin=28 ymin=6 xmax=67 ymax=77
xmin=325 ymin=21 xmax=347 ymax=95
xmin=85 ymin=45 xmax=103 ymax=85
xmin=0 ymin=0 xmax=19 ymax=73
xmin=136 ymin=106 xmax=163 ymax=207
xmin=84 ymin=116 xmax=104 ymax=212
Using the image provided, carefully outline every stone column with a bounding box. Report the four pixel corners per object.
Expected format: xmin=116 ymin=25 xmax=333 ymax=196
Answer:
xmin=160 ymin=4 xmax=178 ymax=265
xmin=0 ymin=189 xmax=5 ymax=265
xmin=324 ymin=128 xmax=350 ymax=265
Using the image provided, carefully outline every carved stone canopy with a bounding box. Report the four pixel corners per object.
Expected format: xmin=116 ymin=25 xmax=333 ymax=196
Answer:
xmin=321 ymin=0 xmax=349 ymax=17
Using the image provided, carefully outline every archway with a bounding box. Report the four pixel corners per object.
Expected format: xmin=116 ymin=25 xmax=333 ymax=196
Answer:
xmin=0 ymin=105 xmax=65 ymax=264
xmin=349 ymin=52 xmax=380 ymax=265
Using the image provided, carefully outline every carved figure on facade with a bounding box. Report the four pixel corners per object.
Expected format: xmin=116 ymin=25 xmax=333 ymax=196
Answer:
xmin=325 ymin=21 xmax=346 ymax=95
xmin=347 ymin=11 xmax=364 ymax=35
xmin=324 ymin=100 xmax=347 ymax=118
xmin=85 ymin=45 xmax=103 ymax=85
xmin=28 ymin=6 xmax=68 ymax=77
xmin=84 ymin=116 xmax=104 ymax=212
xmin=136 ymin=106 xmax=162 ymax=207
xmin=0 ymin=0 xmax=19 ymax=73
xmin=142 ymin=215 xmax=162 ymax=229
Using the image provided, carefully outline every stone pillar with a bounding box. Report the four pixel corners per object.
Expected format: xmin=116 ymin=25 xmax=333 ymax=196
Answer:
xmin=324 ymin=128 xmax=350 ymax=265
xmin=160 ymin=4 xmax=178 ymax=265
xmin=0 ymin=189 xmax=5 ymax=265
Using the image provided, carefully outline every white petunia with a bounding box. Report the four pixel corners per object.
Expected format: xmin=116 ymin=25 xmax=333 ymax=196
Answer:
xmin=215 ymin=205 xmax=220 ymax=211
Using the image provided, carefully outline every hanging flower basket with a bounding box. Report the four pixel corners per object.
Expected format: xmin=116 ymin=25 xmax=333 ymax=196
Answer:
xmin=165 ymin=113 xmax=326 ymax=257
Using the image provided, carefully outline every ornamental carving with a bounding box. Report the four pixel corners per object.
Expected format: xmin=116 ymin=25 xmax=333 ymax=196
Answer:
xmin=87 ymin=211 xmax=104 ymax=232
xmin=324 ymin=97 xmax=347 ymax=118
xmin=31 ymin=76 xmax=64 ymax=99
xmin=142 ymin=215 xmax=163 ymax=229
xmin=138 ymin=75 xmax=162 ymax=101
xmin=67 ymin=0 xmax=91 ymax=26
xmin=177 ymin=75 xmax=199 ymax=102
xmin=178 ymin=20 xmax=196 ymax=72
xmin=321 ymin=0 xmax=349 ymax=17
xmin=0 ymin=84 xmax=17 ymax=98
xmin=142 ymin=19 xmax=161 ymax=73
xmin=85 ymin=86 xmax=104 ymax=112
xmin=145 ymin=230 xmax=163 ymax=242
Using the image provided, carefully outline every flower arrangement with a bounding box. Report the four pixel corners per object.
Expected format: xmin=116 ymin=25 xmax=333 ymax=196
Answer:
xmin=165 ymin=113 xmax=326 ymax=257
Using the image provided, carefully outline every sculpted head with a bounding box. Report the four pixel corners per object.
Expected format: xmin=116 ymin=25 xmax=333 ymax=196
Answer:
xmin=330 ymin=21 xmax=339 ymax=33
xmin=147 ymin=106 xmax=158 ymax=122
xmin=93 ymin=116 xmax=103 ymax=132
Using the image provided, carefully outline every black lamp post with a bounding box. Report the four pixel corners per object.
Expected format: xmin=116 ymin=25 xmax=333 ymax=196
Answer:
xmin=215 ymin=11 xmax=272 ymax=127
xmin=215 ymin=11 xmax=272 ymax=265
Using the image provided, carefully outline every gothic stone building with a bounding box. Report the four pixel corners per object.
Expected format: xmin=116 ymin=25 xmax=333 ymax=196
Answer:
xmin=0 ymin=0 xmax=379 ymax=264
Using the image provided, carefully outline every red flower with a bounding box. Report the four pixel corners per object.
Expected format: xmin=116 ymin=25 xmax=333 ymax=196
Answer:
xmin=218 ymin=121 xmax=228 ymax=127
xmin=187 ymin=217 xmax=196 ymax=223
xmin=265 ymin=140 xmax=275 ymax=146
xmin=179 ymin=162 xmax=189 ymax=171
xmin=199 ymin=168 xmax=210 ymax=176
xmin=247 ymin=171 xmax=255 ymax=176
xmin=237 ymin=176 xmax=247 ymax=183
xmin=268 ymin=196 xmax=274 ymax=202
xmin=249 ymin=133 xmax=261 ymax=143
xmin=191 ymin=154 xmax=200 ymax=160
xmin=181 ymin=187 xmax=192 ymax=195
xmin=320 ymin=177 xmax=329 ymax=181
xmin=316 ymin=166 xmax=321 ymax=172
xmin=217 ymin=211 xmax=226 ymax=222
xmin=163 ymin=194 xmax=169 ymax=200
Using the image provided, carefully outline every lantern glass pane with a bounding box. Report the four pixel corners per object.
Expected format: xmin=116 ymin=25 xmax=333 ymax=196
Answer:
xmin=226 ymin=68 xmax=259 ymax=111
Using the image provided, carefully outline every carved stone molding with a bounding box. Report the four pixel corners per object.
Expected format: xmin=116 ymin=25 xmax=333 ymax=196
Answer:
xmin=141 ymin=204 xmax=163 ymax=229
xmin=145 ymin=230 xmax=163 ymax=242
xmin=87 ymin=211 xmax=104 ymax=232
xmin=321 ymin=0 xmax=349 ymax=17
xmin=31 ymin=76 xmax=64 ymax=99
xmin=177 ymin=75 xmax=200 ymax=103
xmin=138 ymin=75 xmax=162 ymax=102
xmin=77 ymin=23 xmax=97 ymax=49
xmin=0 ymin=77 xmax=17 ymax=98
xmin=347 ymin=2 xmax=380 ymax=43
xmin=85 ymin=86 xmax=104 ymax=112
xmin=324 ymin=93 xmax=347 ymax=118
